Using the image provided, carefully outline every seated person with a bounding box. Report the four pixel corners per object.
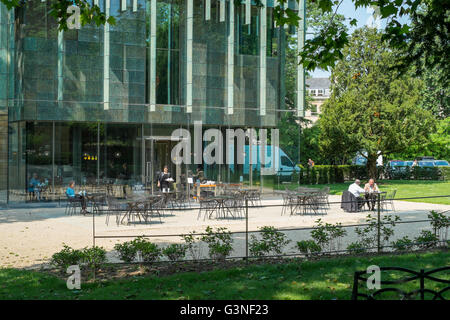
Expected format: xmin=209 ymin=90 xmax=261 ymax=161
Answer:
xmin=28 ymin=173 xmax=41 ymax=201
xmin=66 ymin=181 xmax=88 ymax=213
xmin=364 ymin=178 xmax=380 ymax=211
xmin=348 ymin=179 xmax=365 ymax=209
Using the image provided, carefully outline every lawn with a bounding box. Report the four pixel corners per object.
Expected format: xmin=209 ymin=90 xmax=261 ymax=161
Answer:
xmin=278 ymin=180 xmax=450 ymax=205
xmin=1 ymin=251 xmax=448 ymax=300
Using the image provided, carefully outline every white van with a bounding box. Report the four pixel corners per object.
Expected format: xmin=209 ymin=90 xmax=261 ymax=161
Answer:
xmin=229 ymin=145 xmax=300 ymax=178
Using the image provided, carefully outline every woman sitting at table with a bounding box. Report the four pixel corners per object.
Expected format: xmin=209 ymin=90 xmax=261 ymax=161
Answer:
xmin=66 ymin=181 xmax=88 ymax=214
xmin=157 ymin=166 xmax=172 ymax=193
xmin=364 ymin=179 xmax=380 ymax=211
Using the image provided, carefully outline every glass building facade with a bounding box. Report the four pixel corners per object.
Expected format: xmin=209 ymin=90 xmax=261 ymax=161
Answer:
xmin=0 ymin=0 xmax=304 ymax=204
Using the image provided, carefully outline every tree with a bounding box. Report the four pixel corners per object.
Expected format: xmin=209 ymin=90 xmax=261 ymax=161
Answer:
xmin=390 ymin=118 xmax=450 ymax=161
xmin=279 ymin=0 xmax=346 ymax=165
xmin=420 ymin=67 xmax=450 ymax=119
xmin=319 ymin=27 xmax=436 ymax=177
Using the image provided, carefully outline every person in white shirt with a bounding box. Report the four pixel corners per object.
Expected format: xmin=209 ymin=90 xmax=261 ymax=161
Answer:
xmin=348 ymin=179 xmax=366 ymax=210
xmin=348 ymin=179 xmax=365 ymax=197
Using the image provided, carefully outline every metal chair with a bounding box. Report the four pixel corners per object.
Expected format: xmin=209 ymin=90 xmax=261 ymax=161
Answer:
xmin=65 ymin=194 xmax=83 ymax=216
xmin=145 ymin=197 xmax=164 ymax=223
xmin=105 ymin=196 xmax=123 ymax=226
xmin=228 ymin=191 xmax=245 ymax=218
xmin=382 ymin=190 xmax=396 ymax=212
xmin=197 ymin=197 xmax=218 ymax=220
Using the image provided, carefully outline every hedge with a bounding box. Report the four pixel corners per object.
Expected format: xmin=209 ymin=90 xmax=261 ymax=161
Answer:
xmin=298 ymin=165 xmax=448 ymax=184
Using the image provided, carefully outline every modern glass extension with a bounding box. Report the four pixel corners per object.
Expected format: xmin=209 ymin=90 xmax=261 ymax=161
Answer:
xmin=0 ymin=0 xmax=305 ymax=204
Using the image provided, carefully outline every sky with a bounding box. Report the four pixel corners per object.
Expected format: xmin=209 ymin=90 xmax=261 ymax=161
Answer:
xmin=311 ymin=1 xmax=384 ymax=78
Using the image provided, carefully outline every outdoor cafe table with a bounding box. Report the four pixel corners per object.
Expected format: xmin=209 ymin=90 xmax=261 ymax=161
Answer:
xmin=288 ymin=191 xmax=321 ymax=215
xmin=85 ymin=192 xmax=106 ymax=215
xmin=154 ymin=191 xmax=176 ymax=207
xmin=118 ymin=194 xmax=162 ymax=225
xmin=362 ymin=191 xmax=386 ymax=210
xmin=208 ymin=195 xmax=235 ymax=219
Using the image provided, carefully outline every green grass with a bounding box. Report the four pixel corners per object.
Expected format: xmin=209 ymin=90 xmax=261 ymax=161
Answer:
xmin=1 ymin=251 xmax=449 ymax=300
xmin=277 ymin=180 xmax=450 ymax=205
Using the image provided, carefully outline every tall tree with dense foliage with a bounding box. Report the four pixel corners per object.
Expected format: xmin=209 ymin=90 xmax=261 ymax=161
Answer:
xmin=319 ymin=27 xmax=436 ymax=177
xmin=420 ymin=67 xmax=450 ymax=119
xmin=390 ymin=118 xmax=450 ymax=161
xmin=279 ymin=0 xmax=346 ymax=165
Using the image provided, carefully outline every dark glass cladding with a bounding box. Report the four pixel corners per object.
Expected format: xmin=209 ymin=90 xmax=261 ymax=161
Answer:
xmin=9 ymin=0 xmax=284 ymax=127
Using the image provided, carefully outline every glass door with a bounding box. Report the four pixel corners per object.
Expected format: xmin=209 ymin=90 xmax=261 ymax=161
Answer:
xmin=144 ymin=137 xmax=185 ymax=194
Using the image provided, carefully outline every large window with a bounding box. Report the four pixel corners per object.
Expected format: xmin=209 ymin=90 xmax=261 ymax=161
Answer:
xmin=238 ymin=6 xmax=259 ymax=55
xmin=156 ymin=0 xmax=181 ymax=105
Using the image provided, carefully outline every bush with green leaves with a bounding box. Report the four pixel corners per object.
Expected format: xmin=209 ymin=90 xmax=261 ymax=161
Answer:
xmin=346 ymin=242 xmax=368 ymax=255
xmin=183 ymin=231 xmax=203 ymax=261
xmin=391 ymin=236 xmax=415 ymax=252
xmin=310 ymin=219 xmax=347 ymax=253
xmin=80 ymin=246 xmax=107 ymax=270
xmin=50 ymin=244 xmax=83 ymax=269
xmin=201 ymin=226 xmax=233 ymax=260
xmin=353 ymin=214 xmax=401 ymax=251
xmin=296 ymin=240 xmax=321 ymax=257
xmin=114 ymin=241 xmax=138 ymax=263
xmin=414 ymin=230 xmax=439 ymax=249
xmin=428 ymin=210 xmax=449 ymax=245
xmin=132 ymin=237 xmax=161 ymax=263
xmin=162 ymin=243 xmax=187 ymax=262
xmin=249 ymin=226 xmax=291 ymax=257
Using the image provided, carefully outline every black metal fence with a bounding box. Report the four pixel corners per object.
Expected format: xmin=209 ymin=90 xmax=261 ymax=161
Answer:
xmin=352 ymin=266 xmax=450 ymax=300
xmin=88 ymin=193 xmax=450 ymax=264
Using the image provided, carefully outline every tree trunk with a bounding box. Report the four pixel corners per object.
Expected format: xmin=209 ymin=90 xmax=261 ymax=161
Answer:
xmin=366 ymin=155 xmax=378 ymax=179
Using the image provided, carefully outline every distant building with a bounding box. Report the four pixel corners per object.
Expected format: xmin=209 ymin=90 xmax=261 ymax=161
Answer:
xmin=305 ymin=77 xmax=331 ymax=123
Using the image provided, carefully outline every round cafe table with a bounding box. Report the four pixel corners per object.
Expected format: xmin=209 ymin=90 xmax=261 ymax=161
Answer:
xmin=208 ymin=195 xmax=235 ymax=219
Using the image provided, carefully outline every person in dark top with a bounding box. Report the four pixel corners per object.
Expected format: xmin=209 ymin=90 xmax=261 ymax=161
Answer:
xmin=157 ymin=165 xmax=172 ymax=192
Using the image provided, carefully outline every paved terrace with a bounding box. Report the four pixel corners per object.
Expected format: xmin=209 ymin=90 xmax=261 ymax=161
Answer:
xmin=0 ymin=195 xmax=448 ymax=269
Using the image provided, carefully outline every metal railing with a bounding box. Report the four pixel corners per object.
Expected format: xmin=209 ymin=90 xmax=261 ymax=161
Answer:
xmin=86 ymin=193 xmax=449 ymax=263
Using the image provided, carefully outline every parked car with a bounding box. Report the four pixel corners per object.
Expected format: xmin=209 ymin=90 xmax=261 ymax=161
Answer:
xmin=385 ymin=160 xmax=413 ymax=179
xmin=418 ymin=161 xmax=436 ymax=167
xmin=434 ymin=160 xmax=449 ymax=167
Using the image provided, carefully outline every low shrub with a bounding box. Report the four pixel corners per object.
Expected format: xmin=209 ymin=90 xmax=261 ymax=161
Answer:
xmin=428 ymin=210 xmax=449 ymax=245
xmin=133 ymin=237 xmax=161 ymax=263
xmin=162 ymin=244 xmax=187 ymax=262
xmin=80 ymin=246 xmax=107 ymax=270
xmin=391 ymin=236 xmax=415 ymax=252
xmin=201 ymin=226 xmax=233 ymax=260
xmin=50 ymin=244 xmax=83 ymax=269
xmin=183 ymin=231 xmax=204 ymax=261
xmin=346 ymin=242 xmax=368 ymax=254
xmin=249 ymin=226 xmax=291 ymax=257
xmin=114 ymin=241 xmax=138 ymax=263
xmin=296 ymin=240 xmax=321 ymax=257
xmin=415 ymin=230 xmax=439 ymax=249
xmin=310 ymin=219 xmax=347 ymax=252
